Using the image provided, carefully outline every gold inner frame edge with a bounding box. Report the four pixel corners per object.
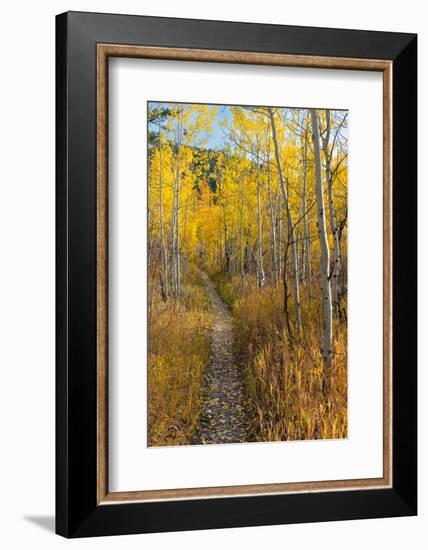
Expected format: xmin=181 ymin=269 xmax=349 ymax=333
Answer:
xmin=96 ymin=44 xmax=393 ymax=505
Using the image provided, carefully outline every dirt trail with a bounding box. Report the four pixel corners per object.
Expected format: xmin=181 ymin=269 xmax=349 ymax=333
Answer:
xmin=195 ymin=273 xmax=249 ymax=444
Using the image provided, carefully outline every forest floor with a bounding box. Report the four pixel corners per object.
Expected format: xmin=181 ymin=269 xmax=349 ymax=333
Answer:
xmin=193 ymin=272 xmax=250 ymax=444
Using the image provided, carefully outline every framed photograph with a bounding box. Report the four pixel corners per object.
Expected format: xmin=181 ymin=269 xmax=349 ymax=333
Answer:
xmin=56 ymin=11 xmax=417 ymax=537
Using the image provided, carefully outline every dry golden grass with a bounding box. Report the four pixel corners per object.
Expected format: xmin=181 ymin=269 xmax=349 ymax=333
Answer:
xmin=212 ymin=273 xmax=348 ymax=442
xmin=148 ymin=265 xmax=213 ymax=446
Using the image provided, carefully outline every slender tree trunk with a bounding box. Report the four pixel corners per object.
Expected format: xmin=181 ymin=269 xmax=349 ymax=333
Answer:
xmin=322 ymin=109 xmax=341 ymax=318
xmin=266 ymin=148 xmax=278 ymax=285
xmin=171 ymin=167 xmax=181 ymax=298
xmin=240 ymin=177 xmax=245 ymax=285
xmin=274 ymin=190 xmax=281 ymax=284
xmin=224 ymin=226 xmax=229 ymax=272
xmin=311 ymin=108 xmax=333 ymax=374
xmin=218 ymin=220 xmax=223 ymax=271
xmin=269 ymin=108 xmax=302 ymax=333
xmin=218 ymin=174 xmax=224 ymax=271
xmin=221 ymin=164 xmax=230 ymax=273
xmin=171 ymin=126 xmax=182 ymax=298
xmin=282 ymin=241 xmax=293 ymax=337
xmin=245 ymin=239 xmax=251 ymax=274
xmin=256 ymin=156 xmax=265 ymax=289
xmin=299 ymin=129 xmax=308 ymax=284
xmin=289 ymin=216 xmax=301 ymax=331
xmin=302 ymin=124 xmax=312 ymax=300
xmin=277 ymin=199 xmax=283 ymax=282
xmin=268 ymin=182 xmax=277 ymax=284
xmin=299 ymin=224 xmax=305 ymax=283
xmin=305 ymin=215 xmax=313 ymax=301
xmin=157 ymin=130 xmax=168 ymax=301
xmin=176 ymin=180 xmax=181 ymax=296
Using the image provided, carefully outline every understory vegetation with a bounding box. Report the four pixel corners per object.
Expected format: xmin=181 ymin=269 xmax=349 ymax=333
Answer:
xmin=211 ymin=272 xmax=347 ymax=441
xmin=147 ymin=265 xmax=213 ymax=446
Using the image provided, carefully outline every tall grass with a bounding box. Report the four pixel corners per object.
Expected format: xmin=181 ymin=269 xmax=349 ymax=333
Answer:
xmin=148 ymin=265 xmax=213 ymax=446
xmin=212 ymin=272 xmax=347 ymax=442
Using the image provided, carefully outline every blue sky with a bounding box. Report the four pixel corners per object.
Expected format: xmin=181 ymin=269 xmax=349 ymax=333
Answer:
xmin=148 ymin=102 xmax=348 ymax=150
xmin=148 ymin=101 xmax=232 ymax=150
xmin=206 ymin=105 xmax=231 ymax=149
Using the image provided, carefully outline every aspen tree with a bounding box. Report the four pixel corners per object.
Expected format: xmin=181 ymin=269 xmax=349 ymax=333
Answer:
xmin=240 ymin=176 xmax=245 ymax=284
xmin=157 ymin=122 xmax=169 ymax=301
xmin=268 ymin=107 xmax=302 ymax=333
xmin=302 ymin=122 xmax=312 ymax=300
xmin=322 ymin=110 xmax=341 ymax=317
xmin=266 ymin=139 xmax=278 ymax=285
xmin=255 ymin=144 xmax=265 ymax=289
xmin=311 ymin=108 xmax=333 ymax=372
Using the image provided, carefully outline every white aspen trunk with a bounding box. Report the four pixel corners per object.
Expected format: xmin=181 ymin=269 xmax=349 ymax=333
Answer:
xmin=240 ymin=177 xmax=245 ymax=283
xmin=277 ymin=197 xmax=283 ymax=282
xmin=171 ymin=114 xmax=182 ymax=298
xmin=267 ymin=150 xmax=278 ymax=285
xmin=299 ymin=129 xmax=308 ymax=284
xmin=218 ymin=215 xmax=222 ymax=271
xmin=297 ymin=214 xmax=305 ymax=283
xmin=171 ymin=171 xmax=180 ymax=298
xmin=294 ymin=222 xmax=300 ymax=284
xmin=289 ymin=201 xmax=302 ymax=332
xmin=274 ymin=190 xmax=281 ymax=284
xmin=305 ymin=214 xmax=313 ymax=301
xmin=322 ymin=110 xmax=341 ymax=317
xmin=269 ymin=108 xmax=302 ymax=332
xmin=148 ymin=168 xmax=152 ymax=269
xmin=299 ymin=225 xmax=305 ymax=282
xmin=311 ymin=108 xmax=333 ymax=370
xmin=256 ymin=154 xmax=265 ymax=289
xmin=302 ymin=124 xmax=312 ymax=299
xmin=157 ymin=129 xmax=168 ymax=301
xmin=217 ymin=172 xmax=224 ymax=271
xmin=224 ymin=225 xmax=229 ymax=271
xmin=175 ymin=172 xmax=181 ymax=296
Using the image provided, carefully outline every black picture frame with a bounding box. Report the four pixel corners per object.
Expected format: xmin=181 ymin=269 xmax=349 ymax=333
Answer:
xmin=56 ymin=11 xmax=417 ymax=538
